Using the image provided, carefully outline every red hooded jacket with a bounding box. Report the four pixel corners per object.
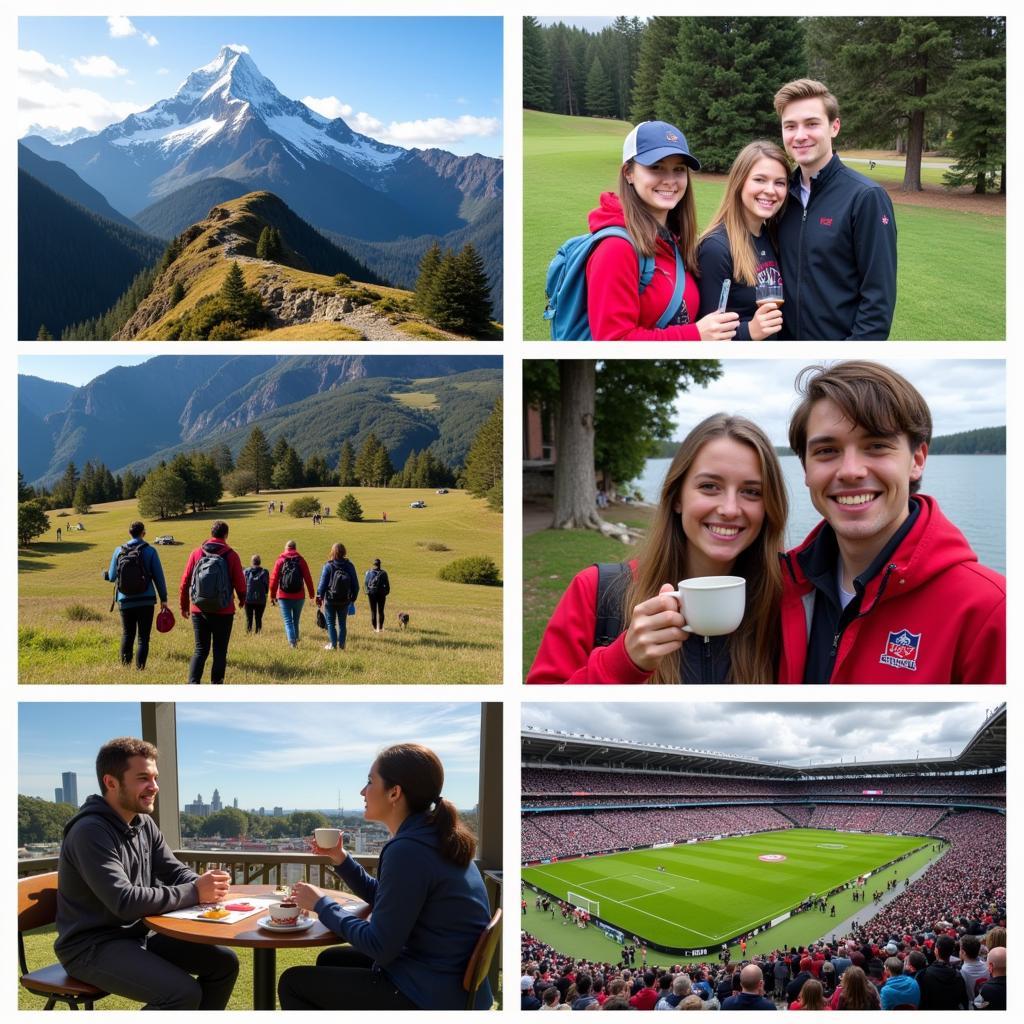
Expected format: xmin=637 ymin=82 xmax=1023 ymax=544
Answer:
xmin=779 ymin=495 xmax=1005 ymax=683
xmin=526 ymin=563 xmax=652 ymax=684
xmin=585 ymin=192 xmax=702 ymax=341
xmin=179 ymin=538 xmax=246 ymax=616
xmin=269 ymin=549 xmax=315 ymax=601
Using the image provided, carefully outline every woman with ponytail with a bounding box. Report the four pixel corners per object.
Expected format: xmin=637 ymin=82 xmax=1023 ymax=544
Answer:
xmin=278 ymin=744 xmax=493 ymax=1010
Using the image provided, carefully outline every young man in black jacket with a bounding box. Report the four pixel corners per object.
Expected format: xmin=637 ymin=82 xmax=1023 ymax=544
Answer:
xmin=774 ymin=78 xmax=897 ymax=340
xmin=55 ymin=737 xmax=238 ymax=1010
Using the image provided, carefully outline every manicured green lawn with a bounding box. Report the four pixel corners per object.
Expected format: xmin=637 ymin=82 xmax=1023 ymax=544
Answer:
xmin=523 ymin=110 xmax=1005 ymax=340
xmin=522 ymin=527 xmax=628 ymax=680
xmin=522 ymin=828 xmax=940 ymax=951
xmin=20 ymin=488 xmax=502 ymax=684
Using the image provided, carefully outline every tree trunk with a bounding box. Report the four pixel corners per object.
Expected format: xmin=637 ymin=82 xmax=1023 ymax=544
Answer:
xmin=901 ymin=77 xmax=927 ymax=193
xmin=552 ymin=361 xmax=604 ymax=530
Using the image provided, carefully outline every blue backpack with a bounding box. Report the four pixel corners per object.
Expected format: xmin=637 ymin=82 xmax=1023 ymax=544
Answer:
xmin=543 ymin=226 xmax=685 ymax=340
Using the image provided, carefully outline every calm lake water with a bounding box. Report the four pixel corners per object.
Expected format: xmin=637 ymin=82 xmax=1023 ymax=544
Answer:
xmin=630 ymin=454 xmax=1005 ymax=574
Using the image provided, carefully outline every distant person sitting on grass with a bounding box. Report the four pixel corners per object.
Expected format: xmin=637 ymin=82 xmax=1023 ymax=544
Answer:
xmin=243 ymin=554 xmax=270 ymax=634
xmin=316 ymin=543 xmax=359 ymax=650
xmin=270 ymin=540 xmax=315 ymax=648
xmin=179 ymin=520 xmax=246 ymax=685
xmin=106 ymin=520 xmax=169 ymax=670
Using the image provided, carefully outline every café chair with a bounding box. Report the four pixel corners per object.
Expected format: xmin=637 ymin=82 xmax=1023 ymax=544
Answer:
xmin=18 ymin=872 xmax=108 ymax=1010
xmin=462 ymin=907 xmax=502 ymax=1010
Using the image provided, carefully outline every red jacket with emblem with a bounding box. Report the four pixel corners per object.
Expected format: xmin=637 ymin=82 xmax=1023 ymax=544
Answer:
xmin=778 ymin=494 xmax=1004 ymax=684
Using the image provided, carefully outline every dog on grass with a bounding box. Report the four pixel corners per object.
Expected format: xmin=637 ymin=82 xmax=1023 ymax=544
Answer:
xmin=397 ymin=612 xmax=410 ymax=630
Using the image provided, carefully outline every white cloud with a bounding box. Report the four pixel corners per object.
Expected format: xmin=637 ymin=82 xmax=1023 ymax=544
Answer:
xmin=223 ymin=43 xmax=250 ymax=53
xmin=107 ymin=16 xmax=158 ymax=47
xmin=17 ymin=74 xmax=145 ymax=136
xmin=378 ymin=114 xmax=501 ymax=148
xmin=302 ymin=94 xmax=352 ymax=120
xmin=19 ymin=49 xmax=68 ymax=80
xmin=72 ymin=55 xmax=128 ymax=79
xmin=156 ymin=68 xmax=169 ymax=75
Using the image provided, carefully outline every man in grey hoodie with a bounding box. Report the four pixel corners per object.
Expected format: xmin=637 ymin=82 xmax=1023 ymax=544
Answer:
xmin=55 ymin=737 xmax=238 ymax=1009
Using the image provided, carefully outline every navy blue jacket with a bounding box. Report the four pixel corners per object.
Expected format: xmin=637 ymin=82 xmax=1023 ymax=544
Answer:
xmin=777 ymin=154 xmax=896 ymax=339
xmin=315 ymin=811 xmax=493 ymax=1010
xmin=107 ymin=538 xmax=168 ymax=609
xmin=316 ymin=558 xmax=359 ymax=605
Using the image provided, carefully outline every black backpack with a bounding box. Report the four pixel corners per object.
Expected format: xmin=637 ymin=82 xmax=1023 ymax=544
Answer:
xmin=190 ymin=544 xmax=232 ymax=614
xmin=244 ymin=567 xmax=269 ymax=604
xmin=325 ymin=563 xmax=351 ymax=603
xmin=115 ymin=542 xmax=150 ymax=596
xmin=278 ymin=557 xmax=303 ymax=593
xmin=365 ymin=568 xmax=389 ymax=597
xmin=594 ymin=562 xmax=630 ymax=646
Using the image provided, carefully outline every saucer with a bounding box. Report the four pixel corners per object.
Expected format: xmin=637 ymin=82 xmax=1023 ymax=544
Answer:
xmin=258 ymin=915 xmax=314 ymax=933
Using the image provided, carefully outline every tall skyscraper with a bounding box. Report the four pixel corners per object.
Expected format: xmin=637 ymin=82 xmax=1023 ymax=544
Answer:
xmin=61 ymin=771 xmax=78 ymax=808
xmin=211 ymin=789 xmax=223 ymax=813
xmin=233 ymin=797 xmax=238 ymax=809
xmin=55 ymin=787 xmax=64 ymax=803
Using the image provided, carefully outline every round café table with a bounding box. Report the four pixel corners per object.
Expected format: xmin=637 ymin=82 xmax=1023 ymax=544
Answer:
xmin=145 ymin=884 xmax=368 ymax=1010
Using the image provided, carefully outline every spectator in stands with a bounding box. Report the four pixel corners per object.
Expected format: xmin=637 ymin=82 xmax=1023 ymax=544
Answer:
xmin=918 ymin=935 xmax=969 ymax=1010
xmin=974 ymin=946 xmax=1006 ymax=1010
xmin=522 ymin=976 xmax=542 ymax=1010
xmin=572 ymin=974 xmax=599 ymax=1010
xmin=656 ymin=973 xmax=691 ymax=1009
xmin=630 ymin=971 xmax=660 ymax=1009
xmin=540 ymin=986 xmax=568 ymax=1011
xmin=601 ymin=996 xmax=631 ymax=1010
xmin=879 ymin=957 xmax=919 ymax=1010
xmin=679 ymin=994 xmax=704 ymax=1010
xmin=721 ymin=964 xmax=775 ymax=1010
xmin=787 ymin=957 xmax=815 ymax=1004
xmin=819 ymin=959 xmax=837 ymax=996
xmin=830 ymin=966 xmax=880 ymax=1009
xmin=773 ymin=955 xmax=790 ymax=998
xmin=959 ymin=934 xmax=989 ymax=1005
xmin=789 ymin=977 xmax=828 ymax=1010
xmin=717 ymin=961 xmax=737 ymax=1003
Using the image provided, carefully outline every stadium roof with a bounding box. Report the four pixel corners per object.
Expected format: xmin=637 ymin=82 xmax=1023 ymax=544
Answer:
xmin=521 ymin=704 xmax=1005 ymax=779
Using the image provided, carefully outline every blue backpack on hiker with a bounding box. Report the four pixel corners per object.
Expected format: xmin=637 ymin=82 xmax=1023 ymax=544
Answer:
xmin=543 ymin=226 xmax=685 ymax=340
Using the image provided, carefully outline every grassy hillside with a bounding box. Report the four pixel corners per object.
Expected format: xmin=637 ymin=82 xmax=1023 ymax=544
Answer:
xmin=523 ymin=110 xmax=1005 ymax=340
xmin=19 ymin=488 xmax=502 ymax=684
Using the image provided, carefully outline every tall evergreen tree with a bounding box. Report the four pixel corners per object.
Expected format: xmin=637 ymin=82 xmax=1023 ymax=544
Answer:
xmin=657 ymin=18 xmax=806 ymax=173
xmin=272 ymin=446 xmax=304 ymax=489
xmin=236 ymin=426 xmax=273 ymax=493
xmin=429 ymin=245 xmax=493 ymax=336
xmin=370 ymin=445 xmax=394 ymax=489
xmin=209 ymin=442 xmax=234 ymax=475
xmin=464 ymin=398 xmax=503 ymax=499
xmin=256 ymin=226 xmax=272 ymax=259
xmin=610 ymin=17 xmax=645 ymax=120
xmin=414 ymin=242 xmax=444 ymax=316
xmin=271 ymin=436 xmax=291 ymax=470
xmin=337 ymin=439 xmax=357 ymax=487
xmin=524 ymin=16 xmax=554 ymax=111
xmin=585 ymin=56 xmax=616 ymax=118
xmin=220 ymin=261 xmax=248 ymax=316
xmin=631 ymin=17 xmax=682 ymax=121
xmin=37 ymin=324 xmax=53 ymax=340
xmin=354 ymin=433 xmax=382 ymax=486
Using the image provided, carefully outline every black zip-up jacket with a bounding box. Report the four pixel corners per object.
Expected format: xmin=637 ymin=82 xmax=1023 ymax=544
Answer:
xmin=54 ymin=795 xmax=199 ymax=965
xmin=777 ymin=153 xmax=897 ymax=340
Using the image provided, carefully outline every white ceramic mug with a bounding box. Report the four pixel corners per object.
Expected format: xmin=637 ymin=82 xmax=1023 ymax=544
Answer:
xmin=314 ymin=827 xmax=341 ymax=849
xmin=667 ymin=576 xmax=745 ymax=636
xmin=269 ymin=901 xmax=300 ymax=926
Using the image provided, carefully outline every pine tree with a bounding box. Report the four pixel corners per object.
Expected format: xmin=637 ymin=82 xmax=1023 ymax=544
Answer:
xmin=53 ymin=462 xmax=80 ymax=509
xmin=256 ymin=226 xmax=272 ymax=260
xmin=136 ymin=465 xmax=188 ymax=519
xmin=631 ymin=18 xmax=682 ymax=121
xmin=236 ymin=426 xmax=273 ymax=493
xmin=269 ymin=228 xmax=283 ymax=259
xmin=169 ymin=280 xmax=186 ymax=306
xmin=337 ymin=440 xmax=357 ymax=487
xmin=464 ymin=398 xmax=503 ymax=499
xmin=371 ymin=445 xmax=394 ymax=488
xmin=354 ymin=434 xmax=382 ymax=486
xmin=210 ymin=442 xmax=234 ymax=475
xmin=585 ymin=56 xmax=616 ymax=118
xmin=523 ymin=16 xmax=554 ymax=110
xmin=37 ymin=324 xmax=53 ymax=340
xmin=428 ymin=245 xmax=493 ymax=336
xmin=271 ymin=436 xmax=291 ymax=470
xmin=337 ymin=493 xmax=364 ymax=522
xmin=414 ymin=242 xmax=444 ymax=316
xmin=220 ymin=261 xmax=248 ymax=316
xmin=73 ymin=481 xmax=92 ymax=515
xmin=272 ymin=447 xmax=304 ymax=489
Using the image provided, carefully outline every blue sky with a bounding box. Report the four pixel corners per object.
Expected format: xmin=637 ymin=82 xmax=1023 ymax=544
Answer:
xmin=20 ymin=356 xmax=149 ymax=386
xmin=19 ymin=16 xmax=502 ymax=157
xmin=19 ymin=703 xmax=483 ymax=811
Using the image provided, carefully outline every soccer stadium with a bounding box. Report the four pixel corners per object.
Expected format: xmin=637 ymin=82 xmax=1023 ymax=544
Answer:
xmin=520 ymin=703 xmax=1005 ymax=1011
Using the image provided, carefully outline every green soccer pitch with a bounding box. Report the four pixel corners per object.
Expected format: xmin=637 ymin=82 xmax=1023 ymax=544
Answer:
xmin=522 ymin=828 xmax=937 ymax=952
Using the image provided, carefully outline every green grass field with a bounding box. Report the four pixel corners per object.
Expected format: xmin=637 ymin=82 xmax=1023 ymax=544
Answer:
xmin=522 ymin=828 xmax=938 ymax=951
xmin=19 ymin=487 xmax=502 ymax=684
xmin=523 ymin=110 xmax=1005 ymax=340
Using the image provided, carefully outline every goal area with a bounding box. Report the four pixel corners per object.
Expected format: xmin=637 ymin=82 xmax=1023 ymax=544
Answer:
xmin=567 ymin=892 xmax=600 ymax=915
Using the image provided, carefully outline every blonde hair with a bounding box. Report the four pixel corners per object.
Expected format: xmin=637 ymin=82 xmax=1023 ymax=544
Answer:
xmin=699 ymin=142 xmax=790 ymax=286
xmin=774 ymin=78 xmax=839 ymax=122
xmin=618 ymin=162 xmax=699 ymax=275
xmin=623 ymin=414 xmax=787 ymax=683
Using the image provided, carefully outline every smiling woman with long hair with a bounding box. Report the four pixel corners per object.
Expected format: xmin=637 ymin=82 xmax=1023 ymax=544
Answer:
xmin=527 ymin=413 xmax=787 ymax=684
xmin=277 ymin=744 xmax=493 ymax=1010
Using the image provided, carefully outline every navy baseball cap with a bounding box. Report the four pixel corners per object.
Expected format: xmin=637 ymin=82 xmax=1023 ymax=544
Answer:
xmin=623 ymin=121 xmax=700 ymax=171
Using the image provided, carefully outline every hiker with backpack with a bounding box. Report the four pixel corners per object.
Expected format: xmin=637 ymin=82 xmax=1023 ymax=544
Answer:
xmin=526 ymin=414 xmax=787 ymax=683
xmin=364 ymin=557 xmax=391 ymax=634
xmin=316 ymin=543 xmax=360 ymax=650
xmin=105 ymin=520 xmax=169 ymax=670
xmin=544 ymin=120 xmax=740 ymax=341
xmin=243 ymin=554 xmax=270 ymax=634
xmin=270 ymin=540 xmax=315 ymax=648
xmin=179 ymin=520 xmax=247 ymax=684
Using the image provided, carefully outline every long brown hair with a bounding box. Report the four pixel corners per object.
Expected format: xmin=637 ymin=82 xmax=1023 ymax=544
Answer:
xmin=329 ymin=542 xmax=347 ymax=561
xmin=797 ymin=978 xmax=826 ymax=1010
xmin=838 ymin=966 xmax=876 ymax=1010
xmin=622 ymin=414 xmax=787 ymax=683
xmin=699 ymin=141 xmax=790 ymax=286
xmin=618 ymin=162 xmax=699 ymax=274
xmin=375 ymin=743 xmax=477 ymax=868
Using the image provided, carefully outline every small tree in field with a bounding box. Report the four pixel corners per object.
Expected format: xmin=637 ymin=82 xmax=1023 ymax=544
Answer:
xmin=19 ymin=501 xmax=50 ymax=546
xmin=288 ymin=495 xmax=321 ymax=518
xmin=337 ymin=493 xmax=364 ymax=522
xmin=224 ymin=469 xmax=257 ymax=497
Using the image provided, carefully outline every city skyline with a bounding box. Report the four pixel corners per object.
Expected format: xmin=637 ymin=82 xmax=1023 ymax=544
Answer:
xmin=20 ymin=703 xmax=483 ymax=809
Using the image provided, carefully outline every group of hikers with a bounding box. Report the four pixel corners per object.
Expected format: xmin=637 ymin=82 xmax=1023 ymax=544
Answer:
xmin=105 ymin=520 xmax=392 ymax=683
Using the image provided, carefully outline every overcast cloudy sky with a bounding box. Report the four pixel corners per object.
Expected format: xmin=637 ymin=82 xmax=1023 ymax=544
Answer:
xmin=522 ymin=702 xmax=1000 ymax=767
xmin=665 ymin=359 xmax=1004 ymax=447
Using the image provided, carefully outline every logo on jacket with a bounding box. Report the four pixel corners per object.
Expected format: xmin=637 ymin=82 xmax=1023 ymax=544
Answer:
xmin=819 ymin=217 xmax=833 ymax=227
xmin=882 ymin=215 xmax=890 ymax=225
xmin=880 ymin=629 xmax=921 ymax=671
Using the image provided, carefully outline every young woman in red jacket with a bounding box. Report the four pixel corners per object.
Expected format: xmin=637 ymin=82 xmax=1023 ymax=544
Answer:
xmin=585 ymin=120 xmax=741 ymax=341
xmin=527 ymin=414 xmax=787 ymax=684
